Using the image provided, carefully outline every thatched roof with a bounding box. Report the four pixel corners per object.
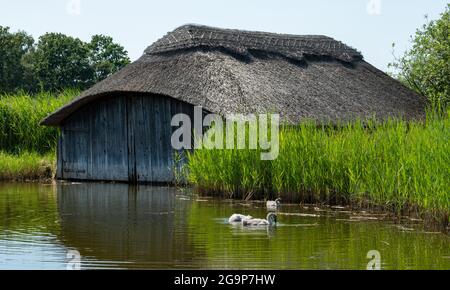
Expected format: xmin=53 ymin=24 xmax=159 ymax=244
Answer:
xmin=41 ymin=24 xmax=425 ymax=126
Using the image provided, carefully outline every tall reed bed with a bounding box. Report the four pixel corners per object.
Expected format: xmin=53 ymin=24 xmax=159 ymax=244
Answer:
xmin=0 ymin=90 xmax=76 ymax=181
xmin=187 ymin=112 xmax=449 ymax=221
xmin=0 ymin=90 xmax=78 ymax=154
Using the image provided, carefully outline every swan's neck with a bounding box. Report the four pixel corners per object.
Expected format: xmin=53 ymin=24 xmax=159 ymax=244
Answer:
xmin=266 ymin=213 xmax=276 ymax=225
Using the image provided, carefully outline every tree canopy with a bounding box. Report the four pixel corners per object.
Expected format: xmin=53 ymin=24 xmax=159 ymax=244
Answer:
xmin=0 ymin=27 xmax=34 ymax=92
xmin=30 ymin=33 xmax=94 ymax=92
xmin=89 ymin=35 xmax=130 ymax=83
xmin=0 ymin=28 xmax=130 ymax=93
xmin=389 ymin=4 xmax=449 ymax=110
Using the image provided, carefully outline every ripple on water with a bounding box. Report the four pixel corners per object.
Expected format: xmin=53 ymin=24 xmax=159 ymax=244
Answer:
xmin=0 ymin=182 xmax=449 ymax=270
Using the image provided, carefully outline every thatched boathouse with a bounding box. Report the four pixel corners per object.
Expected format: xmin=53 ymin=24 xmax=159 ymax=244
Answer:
xmin=41 ymin=24 xmax=425 ymax=183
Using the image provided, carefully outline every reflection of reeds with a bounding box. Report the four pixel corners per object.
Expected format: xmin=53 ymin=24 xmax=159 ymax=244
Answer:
xmin=187 ymin=110 xmax=449 ymax=227
xmin=186 ymin=201 xmax=450 ymax=270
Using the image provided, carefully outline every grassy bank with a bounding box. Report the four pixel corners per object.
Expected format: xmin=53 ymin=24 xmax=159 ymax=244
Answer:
xmin=0 ymin=90 xmax=76 ymax=181
xmin=187 ymin=112 xmax=449 ymax=226
xmin=0 ymin=90 xmax=448 ymax=227
xmin=0 ymin=151 xmax=55 ymax=181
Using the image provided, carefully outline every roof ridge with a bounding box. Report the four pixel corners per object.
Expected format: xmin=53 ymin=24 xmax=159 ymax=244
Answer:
xmin=144 ymin=24 xmax=362 ymax=63
xmin=179 ymin=24 xmax=333 ymax=40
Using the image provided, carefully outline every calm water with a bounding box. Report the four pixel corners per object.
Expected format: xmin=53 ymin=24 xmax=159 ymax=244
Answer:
xmin=0 ymin=182 xmax=448 ymax=270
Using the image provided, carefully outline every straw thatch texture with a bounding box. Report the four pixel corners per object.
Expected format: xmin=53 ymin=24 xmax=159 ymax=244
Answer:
xmin=42 ymin=25 xmax=425 ymax=126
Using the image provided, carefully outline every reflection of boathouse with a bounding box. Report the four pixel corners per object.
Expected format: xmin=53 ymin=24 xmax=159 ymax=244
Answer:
xmin=57 ymin=183 xmax=198 ymax=268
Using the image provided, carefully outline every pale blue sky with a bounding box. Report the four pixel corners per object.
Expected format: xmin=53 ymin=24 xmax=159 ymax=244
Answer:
xmin=0 ymin=0 xmax=447 ymax=71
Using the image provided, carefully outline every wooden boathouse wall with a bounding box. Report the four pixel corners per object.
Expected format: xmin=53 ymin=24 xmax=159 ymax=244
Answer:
xmin=57 ymin=94 xmax=194 ymax=183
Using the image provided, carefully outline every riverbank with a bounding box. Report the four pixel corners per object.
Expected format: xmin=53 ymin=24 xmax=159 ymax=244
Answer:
xmin=0 ymin=91 xmax=74 ymax=182
xmin=0 ymin=151 xmax=55 ymax=182
xmin=187 ymin=111 xmax=450 ymax=229
xmin=0 ymin=91 xmax=70 ymax=182
xmin=0 ymin=91 xmax=448 ymax=229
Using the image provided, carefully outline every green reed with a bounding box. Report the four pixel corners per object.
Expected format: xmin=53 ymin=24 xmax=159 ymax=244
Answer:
xmin=0 ymin=90 xmax=78 ymax=154
xmin=0 ymin=151 xmax=55 ymax=181
xmin=187 ymin=111 xmax=449 ymax=220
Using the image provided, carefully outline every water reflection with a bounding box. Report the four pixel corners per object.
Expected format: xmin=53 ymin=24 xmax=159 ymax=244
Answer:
xmin=0 ymin=182 xmax=449 ymax=269
xmin=57 ymin=183 xmax=199 ymax=269
xmin=0 ymin=183 xmax=65 ymax=269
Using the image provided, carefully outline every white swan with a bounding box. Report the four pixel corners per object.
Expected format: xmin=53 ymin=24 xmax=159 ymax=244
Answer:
xmin=242 ymin=213 xmax=277 ymax=226
xmin=228 ymin=214 xmax=252 ymax=223
xmin=266 ymin=198 xmax=281 ymax=210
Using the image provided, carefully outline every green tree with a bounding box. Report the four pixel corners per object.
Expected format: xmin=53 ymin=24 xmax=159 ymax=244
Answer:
xmin=89 ymin=35 xmax=130 ymax=83
xmin=389 ymin=4 xmax=450 ymax=110
xmin=0 ymin=26 xmax=34 ymax=93
xmin=30 ymin=33 xmax=94 ymax=92
xmin=1 ymin=29 xmax=130 ymax=93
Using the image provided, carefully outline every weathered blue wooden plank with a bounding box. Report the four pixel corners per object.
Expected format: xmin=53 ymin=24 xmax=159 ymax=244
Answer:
xmin=133 ymin=96 xmax=151 ymax=182
xmin=126 ymin=96 xmax=136 ymax=182
xmin=106 ymin=97 xmax=128 ymax=180
xmin=83 ymin=97 xmax=128 ymax=181
xmin=56 ymin=135 xmax=63 ymax=179
xmin=59 ymin=93 xmax=195 ymax=183
xmin=60 ymin=107 xmax=89 ymax=180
